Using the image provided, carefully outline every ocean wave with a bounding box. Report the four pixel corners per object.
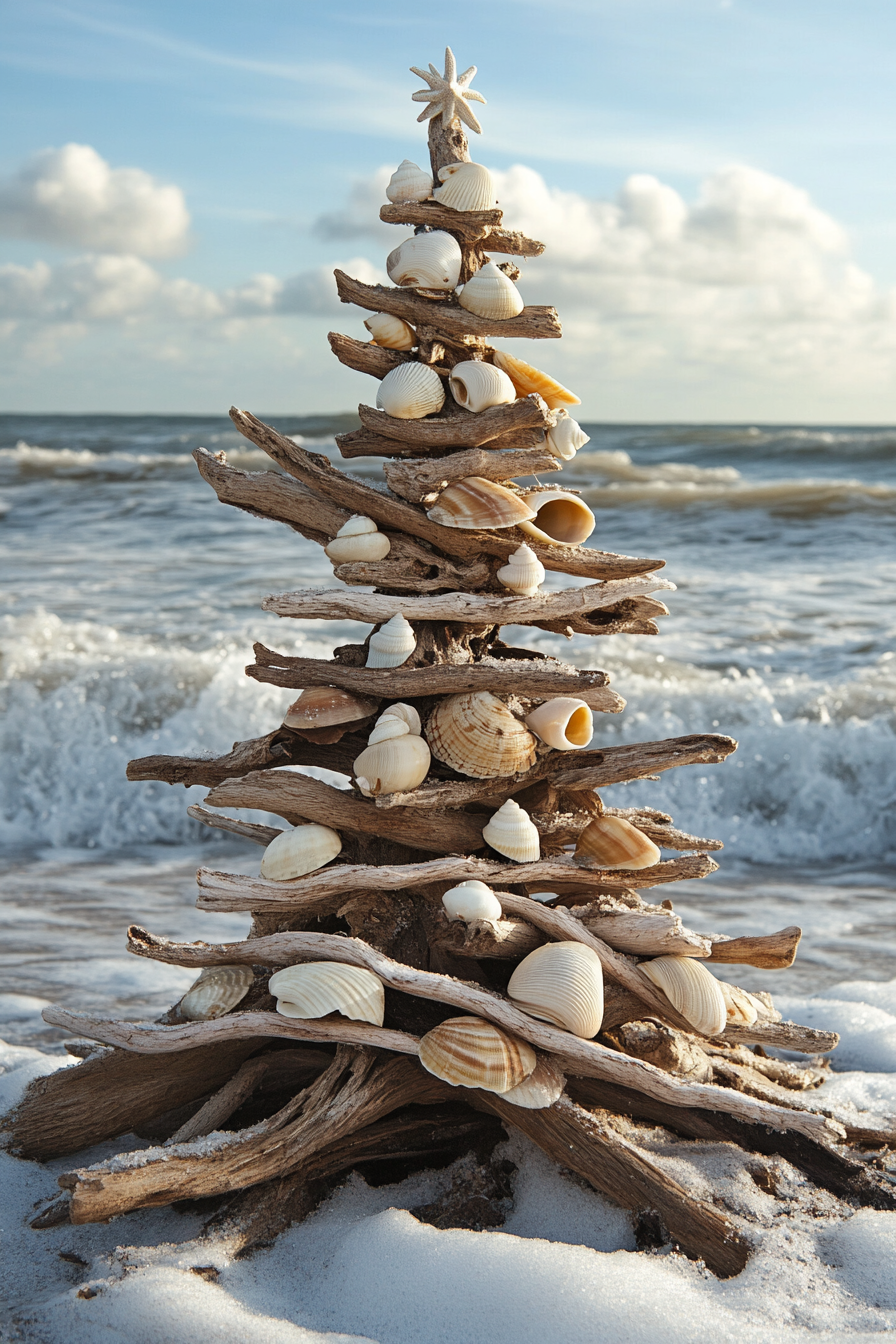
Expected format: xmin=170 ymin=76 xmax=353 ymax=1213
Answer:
xmin=0 ymin=435 xmax=339 ymax=482
xmin=603 ymin=425 xmax=896 ymax=456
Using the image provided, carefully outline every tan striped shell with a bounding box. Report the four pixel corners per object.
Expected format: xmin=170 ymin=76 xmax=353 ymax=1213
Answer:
xmin=418 ymin=1016 xmax=536 ymax=1093
xmin=425 ymin=691 xmax=536 ymax=779
xmin=179 ymin=965 xmax=254 ymax=1021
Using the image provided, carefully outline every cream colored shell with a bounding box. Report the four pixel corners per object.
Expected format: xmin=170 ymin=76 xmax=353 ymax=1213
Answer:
xmin=417 ymin=1016 xmax=537 ymax=1093
xmin=719 ymin=980 xmax=760 ymax=1026
xmin=179 ymin=965 xmax=254 ymax=1021
xmin=518 ymin=490 xmax=595 ymax=546
xmin=501 ymin=1054 xmax=566 ymax=1109
xmin=433 ymin=161 xmax=497 ymax=212
xmin=507 ymin=941 xmax=604 ymax=1038
xmin=386 ymin=160 xmax=433 ymax=204
xmin=496 ymin=543 xmax=545 ymax=597
xmin=426 ymin=477 xmax=536 ymax=531
xmin=491 ymin=350 xmax=581 ymax=409
xmin=325 ymin=516 xmax=391 ymax=564
xmin=546 ymin=411 xmax=590 ymax=461
xmin=376 ymin=362 xmax=445 ymax=419
xmin=353 ymin=718 xmax=431 ymax=796
xmin=425 ymin=691 xmax=537 ymax=779
xmin=574 ymin=814 xmax=661 ymax=870
xmin=364 ymin=312 xmax=417 ymax=350
xmin=441 ymin=880 xmax=503 ymax=923
xmin=366 ymin=613 xmax=417 ymax=669
xmin=481 ymin=798 xmax=540 ymax=862
xmin=525 ymin=697 xmax=594 ymax=751
xmin=283 ymin=686 xmax=380 ymax=731
xmin=448 ymin=361 xmax=517 ymax=413
xmin=640 ymin=956 xmax=728 ymax=1037
xmin=386 ymin=231 xmax=462 ymax=290
xmin=458 ymin=262 xmax=524 ymax=321
xmin=378 ymin=702 xmax=421 ymax=735
xmin=269 ymin=962 xmax=385 ymax=1026
xmin=260 ymin=824 xmax=342 ymax=881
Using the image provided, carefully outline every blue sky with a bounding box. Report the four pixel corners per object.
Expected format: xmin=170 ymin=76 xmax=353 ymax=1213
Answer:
xmin=1 ymin=0 xmax=894 ymax=419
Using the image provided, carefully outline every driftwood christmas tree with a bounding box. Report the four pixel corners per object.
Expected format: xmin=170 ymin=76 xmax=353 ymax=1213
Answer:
xmin=11 ymin=50 xmax=896 ymax=1279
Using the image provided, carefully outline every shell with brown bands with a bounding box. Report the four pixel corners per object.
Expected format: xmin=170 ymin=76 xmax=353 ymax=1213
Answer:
xmin=425 ymin=691 xmax=537 ymax=779
xmin=575 ymin=815 xmax=661 ymax=870
xmin=417 ymin=1016 xmax=537 ymax=1093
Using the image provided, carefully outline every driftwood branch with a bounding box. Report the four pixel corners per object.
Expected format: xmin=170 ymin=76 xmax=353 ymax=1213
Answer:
xmin=432 ymin=904 xmax=713 ymax=962
xmin=355 ymin=398 xmax=552 ymax=448
xmin=707 ymin=927 xmax=802 ymax=970
xmin=187 ymin=804 xmax=281 ymax=845
xmin=193 ymin=448 xmax=348 ymax=543
xmin=336 ymin=424 xmax=548 ymax=460
xmin=378 ymin=202 xmax=546 ymax=260
xmin=335 ymin=270 xmax=561 ymax=341
xmin=326 ymin=332 xmax=411 ymax=379
xmin=127 ymin=730 xmax=364 ymax=789
xmin=384 ymin=446 xmax=559 ymax=504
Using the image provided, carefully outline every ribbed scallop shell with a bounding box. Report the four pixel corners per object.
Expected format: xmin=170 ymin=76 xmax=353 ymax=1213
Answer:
xmin=574 ymin=815 xmax=661 ymax=870
xmin=481 ymin=798 xmax=540 ymax=862
xmin=325 ymin=516 xmax=391 ymax=564
xmin=441 ymin=880 xmax=503 ymax=923
xmin=269 ymin=962 xmax=385 ymax=1026
xmin=376 ymin=363 xmax=445 ymax=419
xmin=385 ymin=159 xmax=433 ymax=204
xmin=518 ymin=490 xmax=595 ymax=546
xmin=448 ymin=361 xmax=517 ymax=413
xmin=501 ymin=1054 xmax=566 ymax=1110
xmin=433 ymin=161 xmax=497 ymax=212
xmin=379 ymin=702 xmax=421 ymax=735
xmin=353 ymin=732 xmax=431 ymax=796
xmin=418 ymin=1016 xmax=536 ymax=1093
xmin=719 ymin=980 xmax=759 ymax=1026
xmin=496 ymin=543 xmax=545 ymax=597
xmin=426 ymin=477 xmax=536 ymax=531
xmin=546 ymin=410 xmax=590 ymax=461
xmin=283 ymin=687 xmax=380 ymax=731
xmin=260 ymin=824 xmax=342 ymax=881
xmin=507 ymin=942 xmax=604 ymax=1038
xmin=364 ymin=312 xmax=416 ymax=350
xmin=366 ymin=613 xmax=416 ymax=668
xmin=525 ymin=697 xmax=594 ymax=751
xmin=491 ymin=351 xmax=581 ymax=410
xmin=425 ymin=691 xmax=537 ymax=779
xmin=386 ymin=231 xmax=462 ymax=290
xmin=458 ymin=263 xmax=524 ymax=321
xmin=179 ymin=965 xmax=253 ymax=1021
xmin=640 ymin=956 xmax=728 ymax=1037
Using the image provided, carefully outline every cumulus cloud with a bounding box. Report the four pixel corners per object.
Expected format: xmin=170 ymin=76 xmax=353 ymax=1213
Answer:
xmin=0 ymin=144 xmax=190 ymax=256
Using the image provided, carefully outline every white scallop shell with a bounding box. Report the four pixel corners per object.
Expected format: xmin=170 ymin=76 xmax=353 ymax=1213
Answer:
xmin=639 ymin=956 xmax=728 ymax=1037
xmin=366 ymin=613 xmax=416 ymax=668
xmin=546 ymin=411 xmax=590 ymax=461
xmin=325 ymin=516 xmax=391 ymax=564
xmin=418 ymin=1016 xmax=536 ymax=1093
xmin=496 ymin=543 xmax=545 ymax=597
xmin=508 ymin=941 xmax=604 ymax=1038
xmin=376 ymin=363 xmax=445 ymax=419
xmin=269 ymin=962 xmax=385 ymax=1026
xmin=364 ymin=312 xmax=417 ymax=350
xmin=426 ymin=477 xmax=535 ymax=531
xmin=260 ymin=824 xmax=342 ymax=881
xmin=441 ymin=880 xmax=503 ymax=923
xmin=353 ymin=731 xmax=431 ymax=796
xmin=448 ymin=361 xmax=517 ymax=413
xmin=433 ymin=161 xmax=497 ymax=212
xmin=481 ymin=798 xmax=540 ymax=863
xmin=518 ymin=490 xmax=595 ymax=547
xmin=458 ymin=263 xmax=524 ymax=321
xmin=378 ymin=702 xmax=421 ymax=735
xmin=501 ymin=1054 xmax=566 ymax=1109
xmin=525 ymin=697 xmax=594 ymax=751
xmin=386 ymin=231 xmax=462 ymax=290
xmin=386 ymin=160 xmax=433 ymax=204
xmin=179 ymin=965 xmax=254 ymax=1021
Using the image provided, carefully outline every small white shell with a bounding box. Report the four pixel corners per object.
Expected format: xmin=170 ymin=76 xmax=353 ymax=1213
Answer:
xmin=353 ymin=729 xmax=431 ymax=796
xmin=441 ymin=880 xmax=503 ymax=924
xmin=366 ymin=613 xmax=416 ymax=668
xmin=640 ymin=956 xmax=728 ymax=1037
xmin=364 ymin=312 xmax=417 ymax=350
xmin=448 ymin=361 xmax=517 ymax=413
xmin=386 ymin=231 xmax=462 ymax=290
xmin=458 ymin=262 xmax=524 ymax=321
xmin=269 ymin=962 xmax=385 ymax=1026
xmin=433 ymin=161 xmax=497 ymax=212
xmin=418 ymin=1016 xmax=536 ymax=1093
xmin=325 ymin=516 xmax=391 ymax=564
xmin=379 ymin=702 xmax=421 ymax=735
xmin=507 ymin=942 xmax=604 ymax=1038
xmin=179 ymin=965 xmax=253 ymax=1021
xmin=518 ymin=490 xmax=595 ymax=547
xmin=501 ymin=1054 xmax=566 ymax=1109
xmin=376 ymin=363 xmax=445 ymax=420
xmin=719 ymin=980 xmax=760 ymax=1027
xmin=496 ymin=543 xmax=545 ymax=597
xmin=546 ymin=410 xmax=590 ymax=461
xmin=386 ymin=159 xmax=433 ymax=204
xmin=525 ymin=697 xmax=594 ymax=751
xmin=260 ymin=824 xmax=342 ymax=881
xmin=482 ymin=798 xmax=540 ymax=863
xmin=426 ymin=477 xmax=535 ymax=531
xmin=367 ymin=716 xmax=409 ymax=744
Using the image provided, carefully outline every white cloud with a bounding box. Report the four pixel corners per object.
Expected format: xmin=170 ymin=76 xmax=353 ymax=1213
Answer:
xmin=0 ymin=144 xmax=190 ymax=256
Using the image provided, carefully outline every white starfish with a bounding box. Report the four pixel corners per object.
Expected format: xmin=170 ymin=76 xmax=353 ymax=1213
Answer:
xmin=410 ymin=47 xmax=486 ymax=134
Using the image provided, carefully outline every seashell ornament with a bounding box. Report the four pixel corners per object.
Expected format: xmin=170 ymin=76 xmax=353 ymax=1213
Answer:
xmin=426 ymin=691 xmax=537 ymax=779
xmin=179 ymin=965 xmax=253 ymax=1021
xmin=496 ymin=543 xmax=545 ymax=597
xmin=482 ymin=798 xmax=540 ymax=862
xmin=260 ymin=824 xmax=342 ymax=881
xmin=502 ymin=1054 xmax=566 ymax=1110
xmin=366 ymin=612 xmax=416 ymax=668
xmin=418 ymin=1016 xmax=536 ymax=1094
xmin=353 ymin=712 xmax=431 ymax=797
xmin=426 ymin=477 xmax=535 ymax=531
xmin=269 ymin=962 xmax=385 ymax=1026
xmin=458 ymin=262 xmax=524 ymax=321
xmin=575 ymin=815 xmax=661 ymax=870
xmin=640 ymin=955 xmax=728 ymax=1037
xmin=378 ymin=702 xmax=421 ymax=735
xmin=433 ymin=161 xmax=497 ymax=212
xmin=492 ymin=350 xmax=581 ymax=410
xmin=525 ymin=697 xmax=594 ymax=751
xmin=719 ymin=980 xmax=760 ymax=1027
xmin=448 ymin=361 xmax=517 ymax=414
xmin=518 ymin=491 xmax=595 ymax=547
xmin=441 ymin=880 xmax=503 ymax=924
xmin=283 ymin=686 xmax=380 ymax=732
xmin=546 ymin=410 xmax=590 ymax=461
xmin=385 ymin=159 xmax=433 ymax=204
xmin=376 ymin=363 xmax=445 ymax=420
xmin=364 ymin=312 xmax=416 ymax=350
xmin=325 ymin=515 xmax=391 ymax=565
xmin=386 ymin=231 xmax=462 ymax=290
xmin=507 ymin=941 xmax=604 ymax=1038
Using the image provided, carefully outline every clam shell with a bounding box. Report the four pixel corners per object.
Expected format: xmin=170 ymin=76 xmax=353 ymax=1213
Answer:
xmin=640 ymin=956 xmax=728 ymax=1037
xmin=481 ymin=798 xmax=540 ymax=862
xmin=366 ymin=613 xmax=416 ymax=668
xmin=518 ymin=490 xmax=595 ymax=546
xmin=426 ymin=477 xmax=536 ymax=531
xmin=353 ymin=732 xmax=431 ymax=796
xmin=433 ymin=161 xmax=497 ymax=212
xmin=260 ymin=824 xmax=342 ymax=881
xmin=448 ymin=361 xmax=517 ymax=413
xmin=364 ymin=312 xmax=417 ymax=350
xmin=546 ymin=410 xmax=590 ymax=461
xmin=386 ymin=231 xmax=462 ymax=290
xmin=525 ymin=697 xmax=594 ymax=751
xmin=492 ymin=350 xmax=580 ymax=409
xmin=179 ymin=965 xmax=253 ymax=1021
xmin=426 ymin=691 xmax=537 ymax=779
xmin=496 ymin=543 xmax=545 ymax=597
xmin=376 ymin=363 xmax=445 ymax=420
xmin=386 ymin=159 xmax=433 ymax=204
xmin=507 ymin=941 xmax=604 ymax=1038
xmin=418 ymin=1016 xmax=536 ymax=1093
xmin=719 ymin=980 xmax=760 ymax=1026
xmin=269 ymin=962 xmax=385 ymax=1026
xmin=575 ymin=815 xmax=661 ymax=870
xmin=283 ymin=687 xmax=380 ymax=731
xmin=458 ymin=263 xmax=524 ymax=321
xmin=501 ymin=1054 xmax=566 ymax=1110
xmin=442 ymin=880 xmax=503 ymax=923
xmin=378 ymin=702 xmax=421 ymax=735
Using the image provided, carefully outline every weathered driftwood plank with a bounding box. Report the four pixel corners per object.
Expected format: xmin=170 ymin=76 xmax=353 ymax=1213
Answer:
xmin=186 ymin=804 xmax=281 ymax=845
xmin=356 ymin=398 xmax=552 ymax=448
xmin=384 ymin=445 xmax=559 ymax=504
xmin=378 ymin=203 xmax=545 ymax=260
xmin=335 ymin=270 xmax=561 ymax=341
xmin=326 ymin=332 xmax=412 ymax=379
xmin=432 ymin=907 xmax=712 ymax=963
xmin=722 ymin=1020 xmax=839 ymax=1053
xmin=336 ymin=424 xmax=547 ymax=460
xmin=128 ymin=730 xmax=364 ymax=789
xmin=194 ymin=448 xmax=349 ymax=543
xmin=707 ymin=927 xmax=802 ymax=970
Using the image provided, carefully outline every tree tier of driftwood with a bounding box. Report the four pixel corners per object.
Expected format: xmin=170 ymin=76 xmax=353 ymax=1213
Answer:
xmin=335 ymin=270 xmax=562 ymax=341
xmin=355 ymin=397 xmax=552 ymax=446
xmin=383 ymin=446 xmax=560 ymax=503
xmin=378 ymin=201 xmax=546 ymax=258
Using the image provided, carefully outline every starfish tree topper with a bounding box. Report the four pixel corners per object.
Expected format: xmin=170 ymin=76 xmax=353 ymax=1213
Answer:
xmin=410 ymin=47 xmax=486 ymax=134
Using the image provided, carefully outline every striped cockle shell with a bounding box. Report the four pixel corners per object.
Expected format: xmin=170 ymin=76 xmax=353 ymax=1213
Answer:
xmin=418 ymin=1016 xmax=537 ymax=1093
xmin=353 ymin=718 xmax=431 ymax=796
xmin=426 ymin=477 xmax=536 ymax=531
xmin=386 ymin=231 xmax=462 ymax=290
xmin=719 ymin=980 xmax=760 ymax=1027
xmin=640 ymin=956 xmax=728 ymax=1037
xmin=501 ymin=1053 xmax=566 ymax=1110
xmin=179 ymin=965 xmax=253 ymax=1021
xmin=458 ymin=262 xmax=524 ymax=322
xmin=425 ymin=691 xmax=537 ymax=779
xmin=496 ymin=543 xmax=545 ymax=597
xmin=518 ymin=490 xmax=595 ymax=547
xmin=546 ymin=410 xmax=590 ymax=461
xmin=507 ymin=941 xmax=604 ymax=1038
xmin=525 ymin=697 xmax=594 ymax=751
xmin=260 ymin=824 xmax=342 ymax=881
xmin=364 ymin=312 xmax=417 ymax=350
xmin=491 ymin=350 xmax=581 ymax=409
xmin=366 ymin=613 xmax=417 ymax=668
xmin=433 ymin=161 xmax=497 ymax=212
xmin=448 ymin=361 xmax=517 ymax=413
xmin=376 ymin=362 xmax=445 ymax=420
xmin=283 ymin=686 xmax=380 ymax=732
xmin=269 ymin=962 xmax=385 ymax=1026
xmin=325 ymin=515 xmax=391 ymax=565
xmin=574 ymin=815 xmax=661 ymax=870
xmin=481 ymin=798 xmax=540 ymax=862
xmin=441 ymin=880 xmax=502 ymax=924
xmin=386 ymin=160 xmax=433 ymax=204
